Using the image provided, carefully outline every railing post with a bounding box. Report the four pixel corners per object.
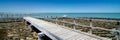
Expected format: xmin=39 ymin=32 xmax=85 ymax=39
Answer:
xmin=62 ymin=18 xmax=65 ymax=26
xmin=116 ymin=22 xmax=120 ymax=40
xmin=55 ymin=17 xmax=58 ymax=24
xmin=73 ymin=18 xmax=76 ymax=30
xmin=38 ymin=32 xmax=44 ymax=40
xmin=89 ymin=19 xmax=93 ymax=34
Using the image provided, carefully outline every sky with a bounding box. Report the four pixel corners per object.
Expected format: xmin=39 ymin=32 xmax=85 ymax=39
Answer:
xmin=0 ymin=0 xmax=120 ymax=13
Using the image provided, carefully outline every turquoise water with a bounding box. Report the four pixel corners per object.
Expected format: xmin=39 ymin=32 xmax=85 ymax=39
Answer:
xmin=0 ymin=13 xmax=120 ymax=18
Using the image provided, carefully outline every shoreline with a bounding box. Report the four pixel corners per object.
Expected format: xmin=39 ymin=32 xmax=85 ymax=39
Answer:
xmin=0 ymin=17 xmax=119 ymax=23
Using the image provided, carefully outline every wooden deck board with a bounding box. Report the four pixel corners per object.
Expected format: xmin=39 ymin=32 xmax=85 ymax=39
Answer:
xmin=23 ymin=17 xmax=110 ymax=40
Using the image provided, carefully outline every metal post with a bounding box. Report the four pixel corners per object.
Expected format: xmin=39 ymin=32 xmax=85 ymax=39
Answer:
xmin=38 ymin=32 xmax=44 ymax=40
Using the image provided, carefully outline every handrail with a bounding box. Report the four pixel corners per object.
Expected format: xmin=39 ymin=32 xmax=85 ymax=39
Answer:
xmin=45 ymin=18 xmax=120 ymax=32
xmin=44 ymin=18 xmax=120 ymax=40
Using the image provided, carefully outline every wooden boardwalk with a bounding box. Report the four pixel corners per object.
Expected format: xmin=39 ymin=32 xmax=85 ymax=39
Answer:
xmin=23 ymin=17 xmax=110 ymax=40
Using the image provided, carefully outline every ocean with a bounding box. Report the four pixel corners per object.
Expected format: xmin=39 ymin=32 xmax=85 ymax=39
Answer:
xmin=0 ymin=13 xmax=120 ymax=18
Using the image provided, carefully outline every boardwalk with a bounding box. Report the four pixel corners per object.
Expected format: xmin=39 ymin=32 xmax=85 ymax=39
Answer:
xmin=23 ymin=17 xmax=110 ymax=40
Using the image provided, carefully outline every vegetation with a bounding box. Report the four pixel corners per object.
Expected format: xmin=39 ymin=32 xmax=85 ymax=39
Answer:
xmin=0 ymin=18 xmax=38 ymax=40
xmin=0 ymin=29 xmax=7 ymax=40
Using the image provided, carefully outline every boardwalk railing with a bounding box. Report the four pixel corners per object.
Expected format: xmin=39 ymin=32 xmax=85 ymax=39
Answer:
xmin=43 ymin=17 xmax=120 ymax=40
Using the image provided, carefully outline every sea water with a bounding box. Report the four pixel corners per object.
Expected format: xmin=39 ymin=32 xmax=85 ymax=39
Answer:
xmin=0 ymin=13 xmax=120 ymax=18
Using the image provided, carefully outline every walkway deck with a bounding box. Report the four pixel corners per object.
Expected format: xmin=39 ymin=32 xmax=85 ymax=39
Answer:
xmin=23 ymin=17 xmax=110 ymax=40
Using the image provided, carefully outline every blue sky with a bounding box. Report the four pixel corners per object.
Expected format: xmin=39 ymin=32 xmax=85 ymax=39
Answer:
xmin=0 ymin=0 xmax=120 ymax=13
